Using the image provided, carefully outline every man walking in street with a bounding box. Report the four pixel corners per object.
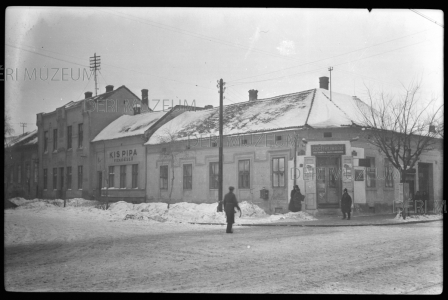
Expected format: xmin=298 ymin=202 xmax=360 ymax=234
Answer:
xmin=224 ymin=186 xmax=241 ymax=233
xmin=341 ymin=188 xmax=352 ymax=220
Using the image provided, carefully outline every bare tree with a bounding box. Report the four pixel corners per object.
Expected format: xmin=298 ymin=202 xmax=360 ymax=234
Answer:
xmin=157 ymin=129 xmax=195 ymax=209
xmin=356 ymin=81 xmax=443 ymax=218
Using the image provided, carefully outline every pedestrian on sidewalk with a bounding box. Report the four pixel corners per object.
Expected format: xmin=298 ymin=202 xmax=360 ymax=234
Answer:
xmin=341 ymin=188 xmax=352 ymax=220
xmin=289 ymin=185 xmax=303 ymax=212
xmin=224 ymin=186 xmax=241 ymax=233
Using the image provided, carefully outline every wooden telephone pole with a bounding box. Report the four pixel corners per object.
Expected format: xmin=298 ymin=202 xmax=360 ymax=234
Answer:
xmin=217 ymin=79 xmax=225 ymax=212
xmin=90 ymin=53 xmax=101 ymax=96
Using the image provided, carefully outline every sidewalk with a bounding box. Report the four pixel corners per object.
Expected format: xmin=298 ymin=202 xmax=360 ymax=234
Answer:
xmin=246 ymin=213 xmax=443 ymax=227
xmin=189 ymin=213 xmax=443 ymax=227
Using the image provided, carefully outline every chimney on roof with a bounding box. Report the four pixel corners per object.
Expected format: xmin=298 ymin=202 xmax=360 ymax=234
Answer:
xmin=319 ymin=77 xmax=329 ymax=90
xmin=141 ymin=89 xmax=149 ymax=107
xmin=249 ymin=89 xmax=258 ymax=101
xmin=84 ymin=91 xmax=93 ymax=99
xmin=204 ymin=105 xmax=213 ymax=109
xmin=106 ymin=85 xmax=114 ymax=93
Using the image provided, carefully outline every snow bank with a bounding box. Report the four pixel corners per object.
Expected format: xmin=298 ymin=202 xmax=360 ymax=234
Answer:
xmin=394 ymin=213 xmax=443 ymax=222
xmin=6 ymin=198 xmax=316 ymax=224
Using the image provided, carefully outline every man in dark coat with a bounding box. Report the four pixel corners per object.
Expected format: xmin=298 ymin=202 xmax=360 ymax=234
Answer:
xmin=223 ymin=186 xmax=241 ymax=233
xmin=341 ymin=188 xmax=352 ymax=220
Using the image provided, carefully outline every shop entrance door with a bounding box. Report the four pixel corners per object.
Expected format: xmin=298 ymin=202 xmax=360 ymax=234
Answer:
xmin=316 ymin=156 xmax=341 ymax=208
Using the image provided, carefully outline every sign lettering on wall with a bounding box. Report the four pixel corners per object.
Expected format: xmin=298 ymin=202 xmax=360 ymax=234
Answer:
xmin=311 ymin=144 xmax=346 ymax=155
xmin=106 ymin=147 xmax=143 ymax=165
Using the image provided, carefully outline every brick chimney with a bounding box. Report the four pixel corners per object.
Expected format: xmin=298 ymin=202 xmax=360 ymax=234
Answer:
xmin=105 ymin=85 xmax=114 ymax=93
xmin=249 ymin=89 xmax=258 ymax=101
xmin=84 ymin=91 xmax=93 ymax=99
xmin=141 ymin=89 xmax=149 ymax=107
xmin=319 ymin=77 xmax=329 ymax=90
xmin=204 ymin=105 xmax=213 ymax=109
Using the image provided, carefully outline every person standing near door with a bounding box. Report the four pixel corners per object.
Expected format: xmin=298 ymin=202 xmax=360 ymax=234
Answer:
xmin=224 ymin=186 xmax=241 ymax=233
xmin=341 ymin=188 xmax=352 ymax=220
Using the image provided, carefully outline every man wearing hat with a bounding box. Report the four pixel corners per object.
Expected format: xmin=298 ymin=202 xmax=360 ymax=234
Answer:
xmin=341 ymin=188 xmax=352 ymax=220
xmin=223 ymin=186 xmax=241 ymax=233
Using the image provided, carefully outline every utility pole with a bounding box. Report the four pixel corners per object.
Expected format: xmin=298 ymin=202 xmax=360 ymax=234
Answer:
xmin=19 ymin=123 xmax=27 ymax=135
xmin=90 ymin=53 xmax=101 ymax=96
xmin=328 ymin=66 xmax=333 ymax=101
xmin=217 ymin=79 xmax=225 ymax=212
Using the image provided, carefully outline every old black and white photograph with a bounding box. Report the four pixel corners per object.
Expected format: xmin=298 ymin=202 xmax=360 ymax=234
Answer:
xmin=4 ymin=7 xmax=444 ymax=293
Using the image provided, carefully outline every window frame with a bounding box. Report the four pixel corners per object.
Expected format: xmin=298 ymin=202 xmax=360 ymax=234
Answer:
xmin=183 ymin=164 xmax=193 ymax=190
xmin=78 ymin=123 xmax=84 ymax=148
xmin=108 ymin=166 xmax=115 ymax=188
xmin=120 ymin=165 xmax=126 ymax=188
xmin=53 ymin=167 xmax=57 ymax=190
xmin=44 ymin=131 xmax=48 ymax=152
xmin=366 ymin=156 xmax=376 ymax=188
xmin=53 ymin=129 xmax=58 ymax=152
xmin=67 ymin=166 xmax=72 ymax=190
xmin=238 ymin=159 xmax=250 ymax=189
xmin=77 ymin=165 xmax=83 ymax=190
xmin=132 ymin=164 xmax=138 ymax=188
xmin=67 ymin=125 xmax=72 ymax=150
xmin=160 ymin=165 xmax=168 ymax=190
xmin=209 ymin=162 xmax=219 ymax=189
xmin=43 ymin=168 xmax=48 ymax=190
xmin=384 ymin=158 xmax=394 ymax=188
xmin=272 ymin=157 xmax=285 ymax=187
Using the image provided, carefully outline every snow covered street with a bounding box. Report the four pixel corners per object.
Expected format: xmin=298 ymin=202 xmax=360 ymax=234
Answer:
xmin=4 ymin=199 xmax=443 ymax=293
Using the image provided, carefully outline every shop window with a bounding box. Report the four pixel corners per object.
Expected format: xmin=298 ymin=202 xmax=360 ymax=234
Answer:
xmin=108 ymin=166 xmax=114 ymax=188
xmin=272 ymin=157 xmax=285 ymax=187
xmin=238 ymin=160 xmax=250 ymax=189
xmin=366 ymin=157 xmax=376 ymax=188
xmin=183 ymin=164 xmax=192 ymax=190
xmin=209 ymin=162 xmax=219 ymax=189
xmin=132 ymin=164 xmax=138 ymax=188
xmin=160 ymin=165 xmax=168 ymax=190
xmin=120 ymin=165 xmax=126 ymax=188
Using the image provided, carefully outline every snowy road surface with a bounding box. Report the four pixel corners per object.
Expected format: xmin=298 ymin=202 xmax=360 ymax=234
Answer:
xmin=5 ymin=208 xmax=443 ymax=293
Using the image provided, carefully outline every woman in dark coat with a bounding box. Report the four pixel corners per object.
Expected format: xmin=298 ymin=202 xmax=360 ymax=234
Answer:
xmin=289 ymin=185 xmax=302 ymax=212
xmin=341 ymin=188 xmax=352 ymax=220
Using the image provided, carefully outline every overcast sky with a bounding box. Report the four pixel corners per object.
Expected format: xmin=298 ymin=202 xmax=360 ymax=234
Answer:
xmin=5 ymin=7 xmax=443 ymax=134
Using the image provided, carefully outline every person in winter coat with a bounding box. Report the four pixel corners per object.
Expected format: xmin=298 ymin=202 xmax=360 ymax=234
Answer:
xmin=289 ymin=185 xmax=303 ymax=212
xmin=223 ymin=186 xmax=241 ymax=233
xmin=341 ymin=188 xmax=352 ymax=220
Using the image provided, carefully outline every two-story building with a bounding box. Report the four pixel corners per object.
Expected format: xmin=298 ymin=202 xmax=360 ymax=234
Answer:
xmin=36 ymin=85 xmax=147 ymax=200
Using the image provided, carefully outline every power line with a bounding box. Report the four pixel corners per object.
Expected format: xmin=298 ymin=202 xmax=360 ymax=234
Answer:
xmin=410 ymin=9 xmax=444 ymax=28
xmin=228 ymin=38 xmax=431 ymax=87
xmin=6 ymin=43 xmax=215 ymax=91
xmin=227 ymin=29 xmax=431 ymax=83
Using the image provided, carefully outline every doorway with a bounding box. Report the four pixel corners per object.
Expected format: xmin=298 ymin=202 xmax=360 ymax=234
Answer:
xmin=316 ymin=156 xmax=341 ymax=208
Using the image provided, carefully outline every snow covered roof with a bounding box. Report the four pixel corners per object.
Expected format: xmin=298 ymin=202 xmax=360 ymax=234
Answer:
xmin=145 ymin=88 xmax=370 ymax=145
xmin=43 ymin=85 xmax=143 ymax=114
xmin=6 ymin=130 xmax=38 ymax=147
xmin=92 ymin=111 xmax=169 ymax=142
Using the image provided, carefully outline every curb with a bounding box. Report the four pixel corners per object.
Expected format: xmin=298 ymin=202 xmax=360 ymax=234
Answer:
xmin=188 ymin=219 xmax=442 ymax=227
